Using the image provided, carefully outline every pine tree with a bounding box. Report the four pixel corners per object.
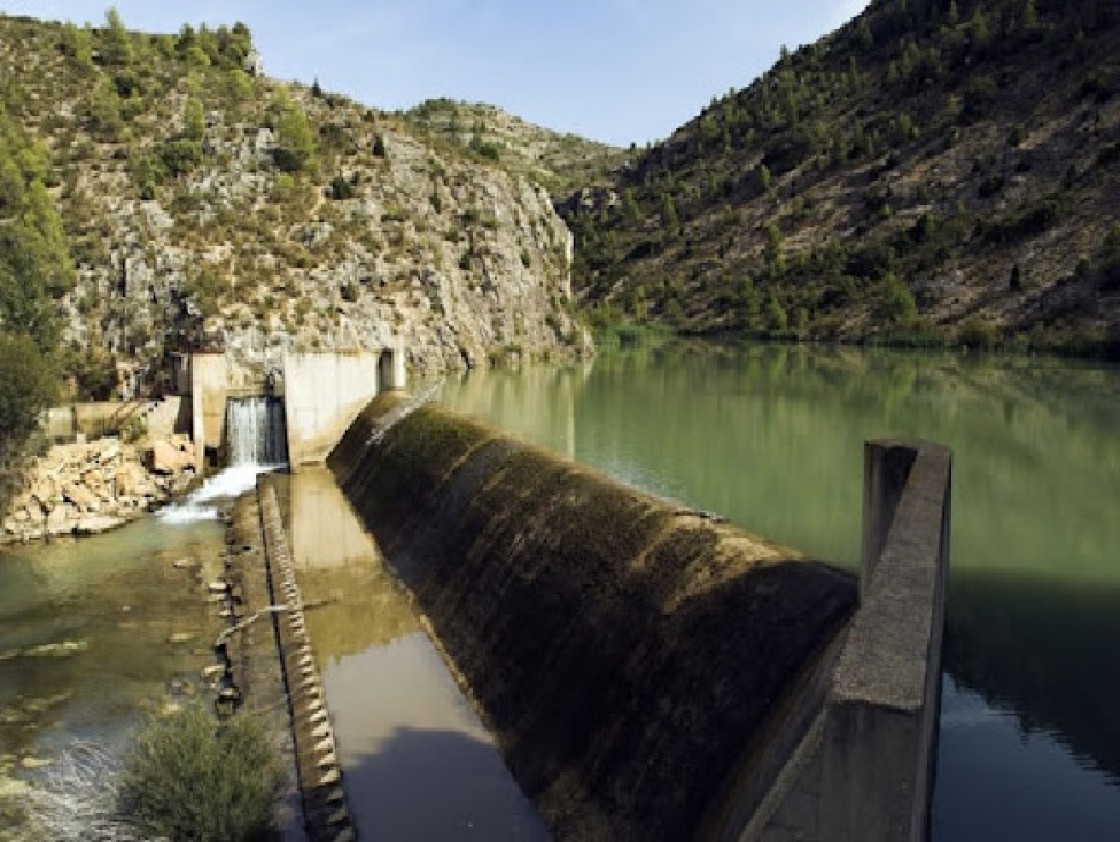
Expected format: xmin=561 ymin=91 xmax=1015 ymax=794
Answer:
xmin=184 ymin=97 xmax=205 ymax=141
xmin=101 ymin=7 xmax=133 ymax=66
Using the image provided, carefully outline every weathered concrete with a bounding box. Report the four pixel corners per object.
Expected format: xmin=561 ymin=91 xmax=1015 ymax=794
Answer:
xmin=756 ymin=440 xmax=952 ymax=842
xmin=190 ymin=353 xmax=229 ymax=468
xmin=172 ymin=346 xmax=405 ymax=471
xmin=328 ymin=394 xmax=857 ymax=841
xmin=43 ymin=397 xmax=189 ymax=443
xmin=257 ymin=479 xmax=355 ymax=842
xmin=282 ymin=352 xmax=380 ymax=468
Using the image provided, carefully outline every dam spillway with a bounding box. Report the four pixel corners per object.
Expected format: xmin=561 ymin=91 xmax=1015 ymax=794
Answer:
xmin=326 ymin=393 xmax=862 ymax=840
xmin=226 ymin=396 xmax=288 ymax=466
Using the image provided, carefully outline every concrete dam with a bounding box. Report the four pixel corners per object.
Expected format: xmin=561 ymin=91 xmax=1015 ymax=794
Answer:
xmin=303 ymin=393 xmax=953 ymax=841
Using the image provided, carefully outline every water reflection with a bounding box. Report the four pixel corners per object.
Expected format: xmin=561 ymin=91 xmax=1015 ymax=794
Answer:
xmin=281 ymin=469 xmax=547 ymax=839
xmin=438 ymin=340 xmax=1120 ymax=839
xmin=944 ymin=573 xmax=1120 ymax=784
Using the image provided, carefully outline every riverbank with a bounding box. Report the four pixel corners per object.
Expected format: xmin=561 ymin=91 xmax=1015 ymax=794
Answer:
xmin=592 ymin=318 xmax=1120 ymax=361
xmin=1 ymin=436 xmax=197 ymax=544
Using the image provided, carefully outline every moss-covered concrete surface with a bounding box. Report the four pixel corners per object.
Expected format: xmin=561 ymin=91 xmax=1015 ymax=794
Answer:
xmin=329 ymin=394 xmax=857 ymax=841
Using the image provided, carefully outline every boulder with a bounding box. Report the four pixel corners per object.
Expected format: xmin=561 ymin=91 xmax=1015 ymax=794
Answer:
xmin=115 ymin=461 xmax=148 ymax=496
xmin=74 ymin=515 xmax=125 ymax=535
xmin=45 ymin=506 xmax=72 ymax=535
xmin=63 ymin=483 xmax=97 ymax=511
xmin=147 ymin=439 xmax=192 ymax=474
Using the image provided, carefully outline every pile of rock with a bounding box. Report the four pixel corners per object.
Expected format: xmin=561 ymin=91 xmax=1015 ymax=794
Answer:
xmin=2 ymin=435 xmax=197 ymax=542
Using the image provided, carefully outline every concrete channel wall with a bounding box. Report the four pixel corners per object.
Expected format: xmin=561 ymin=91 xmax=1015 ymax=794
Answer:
xmin=327 ymin=394 xmax=858 ymax=841
xmin=755 ymin=440 xmax=952 ymax=842
xmin=283 ymin=352 xmax=381 ymax=468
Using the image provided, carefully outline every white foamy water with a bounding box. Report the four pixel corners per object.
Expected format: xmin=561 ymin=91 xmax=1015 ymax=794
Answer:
xmin=158 ymin=463 xmax=283 ymax=524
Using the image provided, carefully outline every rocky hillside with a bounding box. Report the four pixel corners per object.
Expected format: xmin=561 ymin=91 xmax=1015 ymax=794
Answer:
xmin=565 ymin=0 xmax=1120 ymax=351
xmin=0 ymin=11 xmax=590 ymax=400
xmin=403 ymin=98 xmax=628 ymax=197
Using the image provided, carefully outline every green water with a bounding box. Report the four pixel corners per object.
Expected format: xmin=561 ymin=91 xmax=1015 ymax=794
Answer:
xmin=438 ymin=340 xmax=1120 ymax=841
xmin=0 ymin=517 xmax=226 ymax=831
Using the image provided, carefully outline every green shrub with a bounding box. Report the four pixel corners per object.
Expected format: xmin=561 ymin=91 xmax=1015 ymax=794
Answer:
xmin=117 ymin=704 xmax=283 ymax=842
xmin=957 ymin=316 xmax=999 ymax=349
xmin=0 ymin=332 xmax=58 ymax=448
xmin=159 ymin=139 xmax=203 ymax=178
xmin=328 ymin=174 xmax=356 ymax=200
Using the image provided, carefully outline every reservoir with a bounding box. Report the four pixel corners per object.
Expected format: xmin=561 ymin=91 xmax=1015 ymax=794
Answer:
xmin=437 ymin=340 xmax=1120 ymax=842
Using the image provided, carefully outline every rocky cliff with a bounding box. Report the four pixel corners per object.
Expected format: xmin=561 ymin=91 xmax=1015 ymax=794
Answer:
xmin=0 ymin=13 xmax=591 ymax=398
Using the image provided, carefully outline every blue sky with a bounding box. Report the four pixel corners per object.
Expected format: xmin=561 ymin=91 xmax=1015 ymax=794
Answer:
xmin=1 ymin=1 xmax=870 ymax=146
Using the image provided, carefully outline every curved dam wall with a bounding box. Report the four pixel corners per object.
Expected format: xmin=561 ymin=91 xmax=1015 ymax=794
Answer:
xmin=328 ymin=394 xmax=858 ymax=840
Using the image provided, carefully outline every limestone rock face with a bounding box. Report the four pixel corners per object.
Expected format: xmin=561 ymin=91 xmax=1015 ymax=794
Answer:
xmin=0 ymin=15 xmax=593 ymax=392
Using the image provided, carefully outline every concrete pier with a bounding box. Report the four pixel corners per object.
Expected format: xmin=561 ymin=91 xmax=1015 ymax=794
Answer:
xmin=755 ymin=440 xmax=952 ymax=842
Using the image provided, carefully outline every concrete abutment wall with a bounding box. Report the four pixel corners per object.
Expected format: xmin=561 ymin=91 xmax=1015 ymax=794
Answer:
xmin=756 ymin=440 xmax=952 ymax=842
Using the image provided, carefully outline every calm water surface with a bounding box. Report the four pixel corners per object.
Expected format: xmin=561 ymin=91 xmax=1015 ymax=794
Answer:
xmin=438 ymin=341 xmax=1120 ymax=841
xmin=281 ymin=468 xmax=547 ymax=841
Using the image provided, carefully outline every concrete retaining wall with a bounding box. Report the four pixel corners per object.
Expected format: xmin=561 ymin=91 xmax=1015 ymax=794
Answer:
xmin=327 ymin=395 xmax=857 ymax=841
xmin=282 ymin=353 xmax=384 ymax=468
xmin=43 ymin=398 xmax=188 ymax=442
xmin=756 ymin=440 xmax=952 ymax=842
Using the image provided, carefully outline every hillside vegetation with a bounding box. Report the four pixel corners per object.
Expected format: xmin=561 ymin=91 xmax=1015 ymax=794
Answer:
xmin=404 ymin=98 xmax=628 ymax=196
xmin=0 ymin=96 xmax=70 ymax=456
xmin=0 ymin=10 xmax=589 ymax=405
xmin=565 ymin=0 xmax=1120 ymax=352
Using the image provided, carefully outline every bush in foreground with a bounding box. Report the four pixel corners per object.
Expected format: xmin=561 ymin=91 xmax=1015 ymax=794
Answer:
xmin=118 ymin=704 xmax=283 ymax=842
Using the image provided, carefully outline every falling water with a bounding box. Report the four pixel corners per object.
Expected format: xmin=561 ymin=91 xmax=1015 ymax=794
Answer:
xmin=226 ymin=396 xmax=288 ymax=466
xmin=363 ymin=379 xmax=444 ymax=448
xmin=158 ymin=397 xmax=288 ymax=523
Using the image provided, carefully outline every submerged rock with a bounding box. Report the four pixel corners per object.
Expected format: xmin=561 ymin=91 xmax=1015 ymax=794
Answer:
xmin=20 ymin=641 xmax=88 ymax=658
xmin=0 ymin=775 xmax=31 ymax=797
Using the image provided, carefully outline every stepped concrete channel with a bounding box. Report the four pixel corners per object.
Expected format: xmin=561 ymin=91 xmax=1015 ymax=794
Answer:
xmin=208 ymin=352 xmax=949 ymax=841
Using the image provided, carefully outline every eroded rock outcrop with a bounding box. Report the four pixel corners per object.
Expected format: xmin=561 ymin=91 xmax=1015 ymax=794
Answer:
xmin=2 ymin=436 xmax=196 ymax=542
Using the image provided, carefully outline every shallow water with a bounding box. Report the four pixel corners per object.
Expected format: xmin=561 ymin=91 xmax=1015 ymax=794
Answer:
xmin=0 ymin=513 xmax=227 ymax=841
xmin=281 ymin=468 xmax=548 ymax=840
xmin=0 ymin=518 xmax=224 ymax=757
xmin=438 ymin=341 xmax=1120 ymax=841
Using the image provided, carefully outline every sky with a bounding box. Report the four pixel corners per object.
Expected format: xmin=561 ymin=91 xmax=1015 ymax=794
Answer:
xmin=0 ymin=1 xmax=870 ymax=147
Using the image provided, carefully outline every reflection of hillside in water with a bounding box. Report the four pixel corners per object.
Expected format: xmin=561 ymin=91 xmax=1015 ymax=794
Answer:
xmin=282 ymin=468 xmax=420 ymax=666
xmin=945 ymin=572 xmax=1120 ymax=785
xmin=444 ymin=342 xmax=1120 ymax=581
xmin=438 ymin=342 xmax=1120 ymax=833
